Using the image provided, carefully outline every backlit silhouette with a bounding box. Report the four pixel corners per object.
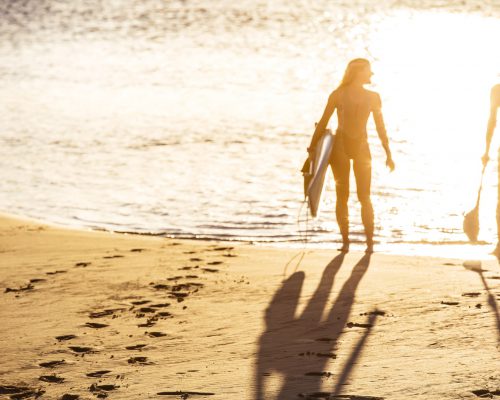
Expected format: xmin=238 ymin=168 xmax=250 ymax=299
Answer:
xmin=308 ymin=59 xmax=395 ymax=253
xmin=480 ymin=84 xmax=500 ymax=258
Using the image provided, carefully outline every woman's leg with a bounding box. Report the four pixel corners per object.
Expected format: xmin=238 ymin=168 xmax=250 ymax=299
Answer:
xmin=353 ymin=158 xmax=374 ymax=252
xmin=495 ymin=149 xmax=500 ymax=258
xmin=330 ymin=149 xmax=351 ymax=251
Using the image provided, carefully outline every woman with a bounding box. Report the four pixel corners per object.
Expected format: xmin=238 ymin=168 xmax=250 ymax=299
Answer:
xmin=308 ymin=58 xmax=395 ymax=253
xmin=481 ymin=84 xmax=500 ymax=258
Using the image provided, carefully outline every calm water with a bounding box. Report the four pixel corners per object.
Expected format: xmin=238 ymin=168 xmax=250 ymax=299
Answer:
xmin=0 ymin=0 xmax=499 ymax=255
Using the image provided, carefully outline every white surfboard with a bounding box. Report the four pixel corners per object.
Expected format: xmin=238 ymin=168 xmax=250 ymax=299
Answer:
xmin=307 ymin=130 xmax=334 ymax=217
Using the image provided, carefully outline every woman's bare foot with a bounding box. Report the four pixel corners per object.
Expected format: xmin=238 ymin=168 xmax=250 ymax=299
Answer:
xmin=339 ymin=242 xmax=350 ymax=253
xmin=491 ymin=242 xmax=500 ymax=261
xmin=365 ymin=240 xmax=374 ymax=254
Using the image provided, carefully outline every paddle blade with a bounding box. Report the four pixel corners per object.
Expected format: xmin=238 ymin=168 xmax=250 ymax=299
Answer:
xmin=463 ymin=207 xmax=479 ymax=242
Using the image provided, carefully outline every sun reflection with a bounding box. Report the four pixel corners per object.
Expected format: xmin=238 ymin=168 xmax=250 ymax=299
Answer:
xmin=303 ymin=9 xmax=500 ymax=254
xmin=365 ymin=10 xmax=500 ymax=250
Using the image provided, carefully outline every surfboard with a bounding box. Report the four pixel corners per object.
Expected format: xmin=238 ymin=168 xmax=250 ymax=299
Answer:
xmin=306 ymin=130 xmax=334 ymax=217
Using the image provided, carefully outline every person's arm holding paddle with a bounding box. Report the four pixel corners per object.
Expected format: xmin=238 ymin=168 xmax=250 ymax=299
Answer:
xmin=372 ymin=92 xmax=395 ymax=171
xmin=482 ymin=85 xmax=500 ymax=167
xmin=308 ymin=92 xmax=336 ymax=156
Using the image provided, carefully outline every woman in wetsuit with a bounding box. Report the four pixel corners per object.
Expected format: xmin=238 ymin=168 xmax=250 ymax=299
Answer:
xmin=308 ymin=58 xmax=395 ymax=253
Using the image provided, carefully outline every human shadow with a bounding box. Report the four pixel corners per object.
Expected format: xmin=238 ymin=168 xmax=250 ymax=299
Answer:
xmin=255 ymin=253 xmax=377 ymax=399
xmin=474 ymin=269 xmax=500 ymax=344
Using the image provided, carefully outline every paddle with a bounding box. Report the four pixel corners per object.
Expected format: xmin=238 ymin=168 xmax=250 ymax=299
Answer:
xmin=463 ymin=164 xmax=487 ymax=242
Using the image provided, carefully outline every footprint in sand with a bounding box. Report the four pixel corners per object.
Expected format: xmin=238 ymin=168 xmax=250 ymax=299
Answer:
xmin=189 ymin=257 xmax=203 ymax=262
xmin=441 ymin=301 xmax=460 ymax=306
xmin=211 ymin=246 xmax=234 ymax=251
xmin=39 ymin=375 xmax=65 ymax=383
xmin=167 ymin=276 xmax=184 ymax=281
xmin=146 ymin=331 xmax=167 ymax=338
xmin=29 ymin=278 xmax=47 ymax=283
xmin=179 ymin=266 xmax=199 ymax=271
xmin=127 ymin=356 xmax=151 ymax=364
xmin=85 ymin=322 xmax=109 ymax=329
xmin=61 ymin=394 xmax=80 ymax=400
xmin=138 ymin=320 xmax=156 ymax=328
xmin=360 ymin=310 xmax=386 ymax=316
xmin=89 ymin=309 xmax=117 ymax=318
xmin=299 ymin=394 xmax=382 ymax=399
xmin=150 ymin=303 xmax=170 ymax=308
xmin=157 ymin=391 xmax=215 ymax=397
xmin=156 ymin=311 xmax=173 ymax=318
xmin=86 ymin=370 xmax=112 ymax=378
xmin=39 ymin=360 xmax=66 ymax=368
xmin=207 ymin=261 xmax=223 ymax=266
xmin=304 ymin=371 xmax=333 ymax=377
xmin=56 ymin=335 xmax=77 ymax=342
xmin=168 ymin=293 xmax=188 ymax=303
xmin=346 ymin=322 xmax=373 ymax=328
xmin=46 ymin=270 xmax=67 ymax=275
xmin=472 ymin=389 xmax=500 ymax=397
xmin=69 ymin=346 xmax=94 ymax=354
xmin=151 ymin=283 xmax=169 ymax=290
xmin=130 ymin=248 xmax=145 ymax=252
xmin=131 ymin=300 xmax=151 ymax=305
xmin=0 ymin=386 xmax=45 ymax=399
xmin=74 ymin=262 xmax=91 ymax=267
xmin=138 ymin=307 xmax=156 ymax=313
xmin=202 ymin=268 xmax=219 ymax=273
xmin=4 ymin=283 xmax=34 ymax=293
xmin=103 ymin=255 xmax=124 ymax=259
xmin=89 ymin=384 xmax=119 ymax=396
xmin=125 ymin=344 xmax=147 ymax=350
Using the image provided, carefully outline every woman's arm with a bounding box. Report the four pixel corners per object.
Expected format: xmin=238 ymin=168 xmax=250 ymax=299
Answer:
xmin=482 ymin=85 xmax=500 ymax=166
xmin=372 ymin=93 xmax=395 ymax=171
xmin=308 ymin=92 xmax=336 ymax=152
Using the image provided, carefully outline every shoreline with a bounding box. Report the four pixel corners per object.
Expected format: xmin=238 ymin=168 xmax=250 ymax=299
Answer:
xmin=1 ymin=211 xmax=497 ymax=261
xmin=1 ymin=213 xmax=499 ymax=399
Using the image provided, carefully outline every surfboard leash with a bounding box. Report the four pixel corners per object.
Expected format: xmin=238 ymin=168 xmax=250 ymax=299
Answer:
xmin=281 ymin=199 xmax=311 ymax=278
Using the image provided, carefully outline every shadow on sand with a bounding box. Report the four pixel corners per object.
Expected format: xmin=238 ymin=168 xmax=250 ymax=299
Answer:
xmin=255 ymin=253 xmax=383 ymax=400
xmin=475 ymin=269 xmax=500 ymax=344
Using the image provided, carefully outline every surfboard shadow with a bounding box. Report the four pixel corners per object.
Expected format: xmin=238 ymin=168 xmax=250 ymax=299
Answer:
xmin=255 ymin=253 xmax=378 ymax=399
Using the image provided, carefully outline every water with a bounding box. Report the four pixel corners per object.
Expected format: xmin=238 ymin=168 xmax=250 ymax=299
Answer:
xmin=0 ymin=0 xmax=499 ymax=256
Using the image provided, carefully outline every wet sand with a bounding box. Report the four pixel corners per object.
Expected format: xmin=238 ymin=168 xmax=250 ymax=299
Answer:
xmin=0 ymin=213 xmax=499 ymax=400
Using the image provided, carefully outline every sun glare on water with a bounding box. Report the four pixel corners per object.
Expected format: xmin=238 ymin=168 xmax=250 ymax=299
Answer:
xmin=314 ymin=9 xmax=500 ymax=257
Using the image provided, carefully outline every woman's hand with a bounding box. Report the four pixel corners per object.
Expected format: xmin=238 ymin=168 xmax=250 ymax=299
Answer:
xmin=481 ymin=153 xmax=489 ymax=167
xmin=386 ymin=156 xmax=395 ymax=172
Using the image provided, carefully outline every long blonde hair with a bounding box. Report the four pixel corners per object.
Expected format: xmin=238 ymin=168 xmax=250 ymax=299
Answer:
xmin=337 ymin=58 xmax=370 ymax=89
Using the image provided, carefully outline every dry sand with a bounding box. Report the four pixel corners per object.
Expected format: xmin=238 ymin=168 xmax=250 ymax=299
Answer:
xmin=0 ymin=213 xmax=499 ymax=400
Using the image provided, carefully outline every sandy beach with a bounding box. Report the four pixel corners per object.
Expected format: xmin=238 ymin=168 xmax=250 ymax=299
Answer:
xmin=0 ymin=214 xmax=498 ymax=399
